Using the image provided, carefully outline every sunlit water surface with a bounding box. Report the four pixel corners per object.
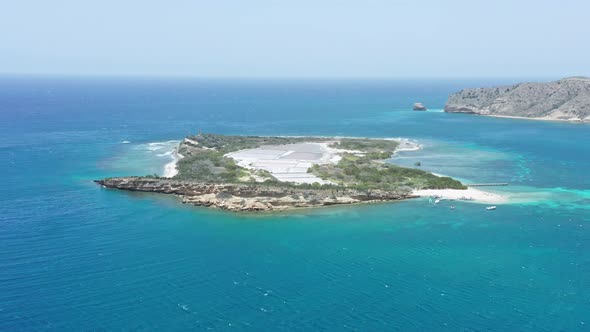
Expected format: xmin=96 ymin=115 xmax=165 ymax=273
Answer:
xmin=1 ymin=78 xmax=589 ymax=330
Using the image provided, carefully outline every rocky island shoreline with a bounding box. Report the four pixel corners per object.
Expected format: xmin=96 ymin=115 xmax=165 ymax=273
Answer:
xmin=96 ymin=177 xmax=415 ymax=212
xmin=97 ymin=134 xmax=468 ymax=212
xmin=445 ymin=77 xmax=590 ymax=122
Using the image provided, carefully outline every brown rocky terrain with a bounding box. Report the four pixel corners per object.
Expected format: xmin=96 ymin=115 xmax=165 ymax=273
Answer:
xmin=445 ymin=77 xmax=590 ymax=121
xmin=96 ymin=177 xmax=415 ymax=212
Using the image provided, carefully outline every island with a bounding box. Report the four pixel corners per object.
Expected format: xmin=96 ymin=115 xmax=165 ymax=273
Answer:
xmin=445 ymin=77 xmax=590 ymax=122
xmin=96 ymin=134 xmax=470 ymax=212
xmin=413 ymin=102 xmax=427 ymax=111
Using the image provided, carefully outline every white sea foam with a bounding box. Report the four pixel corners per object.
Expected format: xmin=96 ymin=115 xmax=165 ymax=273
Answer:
xmin=147 ymin=142 xmax=173 ymax=149
xmin=140 ymin=140 xmax=182 ymax=177
xmin=163 ymin=157 xmax=179 ymax=178
xmin=392 ymin=138 xmax=422 ymax=154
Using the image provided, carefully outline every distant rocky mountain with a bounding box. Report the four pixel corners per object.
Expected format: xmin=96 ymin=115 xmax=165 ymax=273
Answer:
xmin=444 ymin=77 xmax=590 ymax=121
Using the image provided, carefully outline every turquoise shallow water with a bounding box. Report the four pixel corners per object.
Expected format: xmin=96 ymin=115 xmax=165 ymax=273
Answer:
xmin=1 ymin=77 xmax=589 ymax=330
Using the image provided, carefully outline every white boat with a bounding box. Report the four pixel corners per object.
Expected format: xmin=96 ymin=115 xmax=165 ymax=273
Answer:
xmin=434 ymin=199 xmax=441 ymax=204
xmin=486 ymin=206 xmax=497 ymax=210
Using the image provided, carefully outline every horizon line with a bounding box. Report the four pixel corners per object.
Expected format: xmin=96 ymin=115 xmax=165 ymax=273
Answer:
xmin=0 ymin=72 xmax=570 ymax=82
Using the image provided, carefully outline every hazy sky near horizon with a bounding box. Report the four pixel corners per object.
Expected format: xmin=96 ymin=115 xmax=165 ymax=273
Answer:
xmin=1 ymin=0 xmax=588 ymax=78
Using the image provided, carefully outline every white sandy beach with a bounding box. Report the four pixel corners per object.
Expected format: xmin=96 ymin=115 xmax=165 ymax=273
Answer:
xmin=487 ymin=114 xmax=588 ymax=123
xmin=163 ymin=148 xmax=182 ymax=178
xmin=412 ymin=188 xmax=507 ymax=204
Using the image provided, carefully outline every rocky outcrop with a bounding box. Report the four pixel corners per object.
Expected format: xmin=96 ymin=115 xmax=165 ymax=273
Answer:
xmin=413 ymin=102 xmax=427 ymax=111
xmin=444 ymin=77 xmax=590 ymax=121
xmin=96 ymin=177 xmax=415 ymax=212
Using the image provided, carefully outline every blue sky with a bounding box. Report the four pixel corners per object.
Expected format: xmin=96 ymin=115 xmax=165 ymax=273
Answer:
xmin=1 ymin=0 xmax=588 ymax=78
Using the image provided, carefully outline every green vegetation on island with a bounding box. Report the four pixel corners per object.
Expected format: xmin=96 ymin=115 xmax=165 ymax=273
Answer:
xmin=308 ymin=153 xmax=466 ymax=191
xmin=98 ymin=134 xmax=467 ymax=212
xmin=173 ymin=133 xmax=465 ymax=191
xmin=176 ymin=149 xmax=245 ymax=182
xmin=182 ymin=134 xmax=327 ymax=154
xmin=330 ymin=138 xmax=399 ymax=154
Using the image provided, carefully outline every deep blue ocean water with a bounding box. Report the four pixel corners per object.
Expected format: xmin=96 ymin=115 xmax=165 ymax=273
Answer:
xmin=1 ymin=77 xmax=589 ymax=331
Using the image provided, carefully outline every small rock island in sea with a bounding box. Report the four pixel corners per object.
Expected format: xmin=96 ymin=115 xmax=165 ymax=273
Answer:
xmin=413 ymin=102 xmax=427 ymax=111
xmin=97 ymin=134 xmax=467 ymax=212
xmin=445 ymin=76 xmax=590 ymax=122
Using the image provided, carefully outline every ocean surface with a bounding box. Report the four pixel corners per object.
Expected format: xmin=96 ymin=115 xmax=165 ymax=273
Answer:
xmin=1 ymin=77 xmax=589 ymax=331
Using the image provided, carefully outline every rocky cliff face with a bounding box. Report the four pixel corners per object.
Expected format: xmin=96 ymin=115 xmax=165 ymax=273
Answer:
xmin=96 ymin=177 xmax=414 ymax=212
xmin=445 ymin=77 xmax=590 ymax=121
